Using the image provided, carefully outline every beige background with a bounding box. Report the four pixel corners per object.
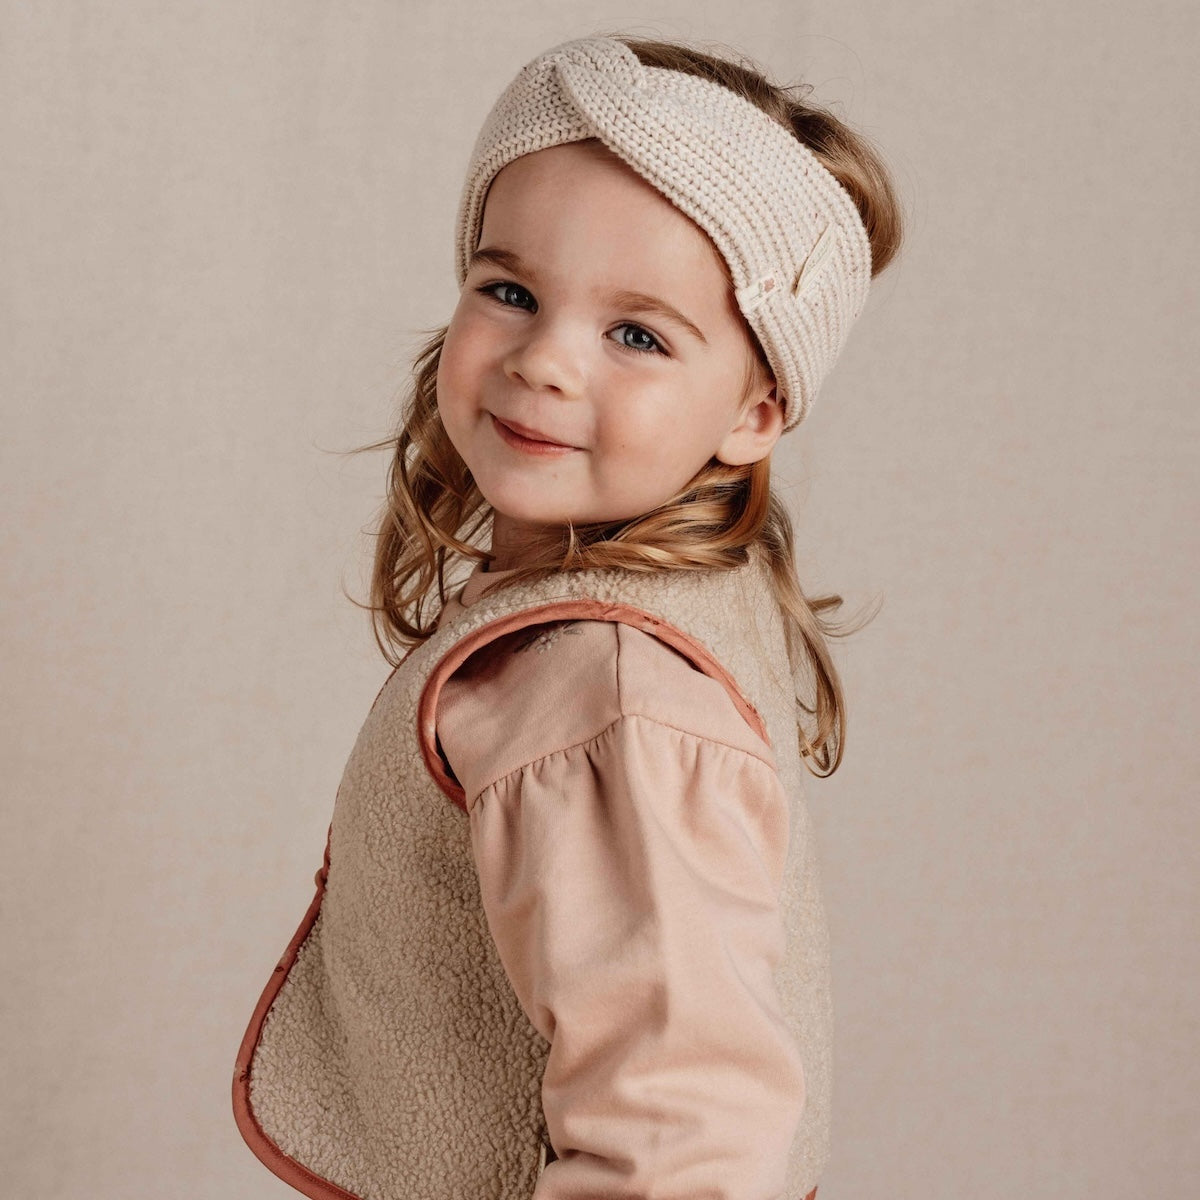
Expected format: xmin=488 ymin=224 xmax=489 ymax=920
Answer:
xmin=3 ymin=2 xmax=1196 ymax=1197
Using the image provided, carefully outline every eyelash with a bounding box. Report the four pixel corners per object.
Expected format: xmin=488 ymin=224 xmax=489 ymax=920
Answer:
xmin=475 ymin=282 xmax=669 ymax=357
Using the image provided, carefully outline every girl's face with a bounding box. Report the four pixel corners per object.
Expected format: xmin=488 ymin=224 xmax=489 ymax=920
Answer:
xmin=437 ymin=139 xmax=782 ymax=569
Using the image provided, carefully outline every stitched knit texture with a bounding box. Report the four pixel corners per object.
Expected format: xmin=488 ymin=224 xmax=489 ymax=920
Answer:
xmin=453 ymin=35 xmax=872 ymax=432
xmin=234 ymin=543 xmax=832 ymax=1199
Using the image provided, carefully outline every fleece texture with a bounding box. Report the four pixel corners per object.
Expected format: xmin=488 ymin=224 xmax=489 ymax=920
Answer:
xmin=232 ymin=541 xmax=832 ymax=1199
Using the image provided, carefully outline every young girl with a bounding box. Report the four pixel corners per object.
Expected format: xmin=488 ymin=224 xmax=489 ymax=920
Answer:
xmin=233 ymin=32 xmax=902 ymax=1200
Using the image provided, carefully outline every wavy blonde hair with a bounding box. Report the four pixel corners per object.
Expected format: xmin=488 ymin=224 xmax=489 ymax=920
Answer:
xmin=343 ymin=33 xmax=904 ymax=777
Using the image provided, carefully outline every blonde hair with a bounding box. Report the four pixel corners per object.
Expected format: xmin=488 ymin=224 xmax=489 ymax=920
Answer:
xmin=343 ymin=33 xmax=904 ymax=778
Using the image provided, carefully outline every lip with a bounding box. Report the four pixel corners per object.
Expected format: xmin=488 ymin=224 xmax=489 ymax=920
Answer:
xmin=491 ymin=414 xmax=580 ymax=452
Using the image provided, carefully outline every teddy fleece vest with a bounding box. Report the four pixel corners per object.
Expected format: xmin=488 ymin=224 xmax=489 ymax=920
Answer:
xmin=232 ymin=543 xmax=833 ymax=1199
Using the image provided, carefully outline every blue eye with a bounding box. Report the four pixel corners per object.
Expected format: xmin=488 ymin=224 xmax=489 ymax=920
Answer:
xmin=475 ymin=282 xmax=668 ymax=357
xmin=477 ymin=281 xmax=535 ymax=309
xmin=612 ymin=323 xmax=666 ymax=356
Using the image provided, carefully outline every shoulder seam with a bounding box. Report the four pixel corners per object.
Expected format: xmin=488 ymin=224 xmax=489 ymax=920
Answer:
xmin=467 ymin=710 xmax=779 ymax=809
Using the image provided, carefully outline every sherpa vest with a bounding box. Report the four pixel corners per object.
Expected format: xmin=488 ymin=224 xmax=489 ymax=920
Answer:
xmin=232 ymin=542 xmax=833 ymax=1199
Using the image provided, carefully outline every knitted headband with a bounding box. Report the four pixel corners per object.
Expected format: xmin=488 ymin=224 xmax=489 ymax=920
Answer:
xmin=453 ymin=36 xmax=873 ymax=432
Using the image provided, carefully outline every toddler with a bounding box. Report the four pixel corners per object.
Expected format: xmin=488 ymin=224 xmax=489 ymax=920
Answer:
xmin=233 ymin=31 xmax=903 ymax=1200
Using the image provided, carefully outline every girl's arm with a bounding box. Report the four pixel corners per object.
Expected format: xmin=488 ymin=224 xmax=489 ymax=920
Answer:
xmin=442 ymin=621 xmax=805 ymax=1199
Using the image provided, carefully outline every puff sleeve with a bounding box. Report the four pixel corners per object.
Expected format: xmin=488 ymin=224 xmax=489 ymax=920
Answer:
xmin=466 ymin=710 xmax=806 ymax=1200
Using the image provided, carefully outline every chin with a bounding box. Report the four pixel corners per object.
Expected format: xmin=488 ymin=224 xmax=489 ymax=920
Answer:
xmin=477 ymin=487 xmax=570 ymax=529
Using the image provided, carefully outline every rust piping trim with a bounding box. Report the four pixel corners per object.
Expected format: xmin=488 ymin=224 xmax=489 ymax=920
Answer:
xmin=231 ymin=824 xmax=362 ymax=1200
xmin=417 ymin=600 xmax=770 ymax=814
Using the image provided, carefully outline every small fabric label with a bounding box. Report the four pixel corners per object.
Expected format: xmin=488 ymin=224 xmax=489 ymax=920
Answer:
xmin=735 ymin=273 xmax=778 ymax=312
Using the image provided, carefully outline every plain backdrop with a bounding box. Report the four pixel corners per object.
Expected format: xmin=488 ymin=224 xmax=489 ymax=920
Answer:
xmin=2 ymin=2 xmax=1196 ymax=1197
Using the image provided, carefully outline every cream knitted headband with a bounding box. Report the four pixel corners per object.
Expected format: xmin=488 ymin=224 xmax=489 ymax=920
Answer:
xmin=453 ymin=36 xmax=872 ymax=432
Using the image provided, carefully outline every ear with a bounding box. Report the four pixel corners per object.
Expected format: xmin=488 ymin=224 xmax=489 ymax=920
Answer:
xmin=715 ymin=379 xmax=784 ymax=466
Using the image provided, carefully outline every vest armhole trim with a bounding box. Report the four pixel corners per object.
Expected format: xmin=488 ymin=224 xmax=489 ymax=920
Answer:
xmin=417 ymin=600 xmax=770 ymax=814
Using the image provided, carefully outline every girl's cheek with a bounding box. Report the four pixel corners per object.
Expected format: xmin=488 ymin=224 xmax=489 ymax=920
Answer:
xmin=609 ymin=404 xmax=662 ymax=451
xmin=452 ymin=310 xmax=501 ymax=360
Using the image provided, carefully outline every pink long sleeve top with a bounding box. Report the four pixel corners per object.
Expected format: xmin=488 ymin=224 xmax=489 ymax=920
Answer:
xmin=434 ymin=563 xmax=808 ymax=1199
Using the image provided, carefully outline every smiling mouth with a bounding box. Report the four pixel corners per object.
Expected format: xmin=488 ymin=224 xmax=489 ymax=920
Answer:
xmin=492 ymin=415 xmax=578 ymax=449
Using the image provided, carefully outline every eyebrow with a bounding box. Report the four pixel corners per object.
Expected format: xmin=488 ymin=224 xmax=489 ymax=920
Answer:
xmin=468 ymin=246 xmax=708 ymax=345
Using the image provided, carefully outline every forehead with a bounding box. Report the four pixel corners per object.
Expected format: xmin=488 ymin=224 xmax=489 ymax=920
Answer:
xmin=478 ymin=141 xmax=735 ymax=297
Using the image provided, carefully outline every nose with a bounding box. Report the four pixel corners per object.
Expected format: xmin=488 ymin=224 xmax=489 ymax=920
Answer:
xmin=502 ymin=315 xmax=584 ymax=396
